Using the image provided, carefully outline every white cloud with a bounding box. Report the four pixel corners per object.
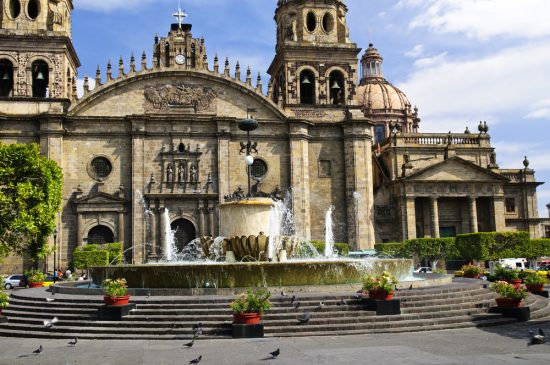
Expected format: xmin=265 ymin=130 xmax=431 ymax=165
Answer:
xmin=397 ymin=40 xmax=550 ymax=131
xmin=74 ymin=0 xmax=163 ymax=12
xmin=413 ymin=52 xmax=447 ymax=68
xmin=525 ymin=99 xmax=550 ymax=120
xmin=404 ymin=44 xmax=424 ymax=58
xmin=402 ymin=0 xmax=550 ymax=40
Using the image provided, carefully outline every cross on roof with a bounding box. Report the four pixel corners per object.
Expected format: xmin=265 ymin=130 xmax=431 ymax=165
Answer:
xmin=172 ymin=0 xmax=187 ymax=29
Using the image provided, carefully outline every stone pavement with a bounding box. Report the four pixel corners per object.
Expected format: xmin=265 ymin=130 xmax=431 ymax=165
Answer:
xmin=0 ymin=321 xmax=548 ymax=365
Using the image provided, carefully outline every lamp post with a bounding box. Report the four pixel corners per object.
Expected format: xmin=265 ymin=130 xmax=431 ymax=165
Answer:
xmin=53 ymin=228 xmax=58 ymax=281
xmin=238 ymin=108 xmax=259 ymax=196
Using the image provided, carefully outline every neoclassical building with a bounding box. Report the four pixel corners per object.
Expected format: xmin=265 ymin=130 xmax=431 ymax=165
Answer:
xmin=0 ymin=0 xmax=548 ymax=271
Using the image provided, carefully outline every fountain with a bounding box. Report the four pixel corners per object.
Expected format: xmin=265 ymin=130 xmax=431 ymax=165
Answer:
xmin=89 ymin=116 xmax=417 ymax=290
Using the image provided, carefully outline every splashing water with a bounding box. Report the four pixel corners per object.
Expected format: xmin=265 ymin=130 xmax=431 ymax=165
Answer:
xmin=324 ymin=205 xmax=335 ymax=258
xmin=163 ymin=208 xmax=173 ymax=261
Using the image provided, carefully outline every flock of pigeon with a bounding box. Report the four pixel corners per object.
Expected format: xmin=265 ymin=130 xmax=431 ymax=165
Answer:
xmin=21 ymin=291 xmax=548 ymax=363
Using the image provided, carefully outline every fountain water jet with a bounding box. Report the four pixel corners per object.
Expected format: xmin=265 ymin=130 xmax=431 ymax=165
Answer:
xmin=324 ymin=205 xmax=335 ymax=258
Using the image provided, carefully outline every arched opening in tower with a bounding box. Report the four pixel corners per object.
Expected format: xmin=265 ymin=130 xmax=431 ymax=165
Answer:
xmin=299 ymin=70 xmax=315 ymax=105
xmin=0 ymin=60 xmax=14 ymax=97
xmin=31 ymin=60 xmax=49 ymax=98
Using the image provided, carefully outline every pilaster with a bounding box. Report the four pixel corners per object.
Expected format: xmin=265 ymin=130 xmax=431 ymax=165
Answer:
xmin=289 ymin=121 xmax=311 ymax=241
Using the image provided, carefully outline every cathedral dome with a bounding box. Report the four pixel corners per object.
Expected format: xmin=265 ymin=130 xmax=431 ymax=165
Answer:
xmin=358 ymin=44 xmax=412 ymax=113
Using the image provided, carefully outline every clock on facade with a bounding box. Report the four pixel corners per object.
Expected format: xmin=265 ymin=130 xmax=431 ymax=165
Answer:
xmin=175 ymin=54 xmax=186 ymax=65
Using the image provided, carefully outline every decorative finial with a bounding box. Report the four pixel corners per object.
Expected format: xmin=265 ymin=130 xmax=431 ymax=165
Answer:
xmin=523 ymin=156 xmax=530 ymax=168
xmin=172 ymin=0 xmax=188 ymax=29
xmin=464 ymin=126 xmax=470 ymax=134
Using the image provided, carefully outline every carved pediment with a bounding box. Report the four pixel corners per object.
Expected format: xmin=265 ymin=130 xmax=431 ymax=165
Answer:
xmin=74 ymin=191 xmax=126 ymax=204
xmin=404 ymin=157 xmax=508 ymax=183
xmin=144 ymin=84 xmax=217 ymax=113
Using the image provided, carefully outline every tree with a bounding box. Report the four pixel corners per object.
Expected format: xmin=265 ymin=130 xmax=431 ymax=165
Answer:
xmin=405 ymin=238 xmax=457 ymax=269
xmin=0 ymin=143 xmax=63 ymax=260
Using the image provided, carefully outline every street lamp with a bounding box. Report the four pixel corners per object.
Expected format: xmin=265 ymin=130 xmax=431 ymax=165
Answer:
xmin=53 ymin=228 xmax=58 ymax=281
xmin=238 ymin=108 xmax=259 ymax=196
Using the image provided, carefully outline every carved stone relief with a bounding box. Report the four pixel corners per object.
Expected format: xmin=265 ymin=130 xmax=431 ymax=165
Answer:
xmin=144 ymin=84 xmax=217 ymax=113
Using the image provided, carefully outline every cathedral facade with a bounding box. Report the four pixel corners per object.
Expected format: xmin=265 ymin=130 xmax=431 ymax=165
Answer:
xmin=0 ymin=0 xmax=547 ymax=271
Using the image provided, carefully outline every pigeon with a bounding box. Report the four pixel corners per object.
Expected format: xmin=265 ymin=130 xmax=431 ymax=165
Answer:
xmin=43 ymin=317 xmax=58 ymax=329
xmin=354 ymin=293 xmax=362 ymax=300
xmin=192 ymin=323 xmax=203 ymax=338
xmin=337 ymin=298 xmax=346 ymax=306
xmin=184 ymin=339 xmax=194 ymax=348
xmin=529 ymin=328 xmax=546 ymax=346
xmin=46 ymin=297 xmax=55 ymax=302
xmin=32 ymin=345 xmax=43 ymax=355
xmin=408 ymin=284 xmax=413 ymax=290
xmin=68 ymin=338 xmax=78 ymax=346
xmin=297 ymin=312 xmax=311 ymax=324
xmin=316 ymin=302 xmax=325 ymax=311
xmin=290 ymin=295 xmax=296 ymax=304
xmin=189 ymin=355 xmax=202 ymax=364
xmin=270 ymin=348 xmax=280 ymax=359
xmin=281 ymin=291 xmax=288 ymax=298
xmin=394 ymin=285 xmax=400 ymax=292
xmin=293 ymin=301 xmax=300 ymax=309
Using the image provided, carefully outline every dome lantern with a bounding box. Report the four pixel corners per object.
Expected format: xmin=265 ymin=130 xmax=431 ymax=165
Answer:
xmin=361 ymin=43 xmax=384 ymax=82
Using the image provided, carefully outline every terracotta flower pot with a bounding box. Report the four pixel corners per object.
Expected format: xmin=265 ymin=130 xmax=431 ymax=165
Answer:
xmin=233 ymin=312 xmax=261 ymax=325
xmin=103 ymin=295 xmax=130 ymax=306
xmin=495 ymin=297 xmax=523 ymax=308
xmin=526 ymin=284 xmax=544 ymax=292
xmin=368 ymin=289 xmax=395 ymax=301
xmin=29 ymin=282 xmax=44 ymax=288
xmin=511 ymin=279 xmax=522 ymax=289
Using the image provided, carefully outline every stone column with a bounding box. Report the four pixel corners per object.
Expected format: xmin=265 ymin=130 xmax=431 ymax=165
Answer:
xmin=492 ymin=196 xmax=506 ymax=232
xmin=198 ymin=207 xmax=205 ymax=237
xmin=148 ymin=207 xmax=157 ymax=258
xmin=131 ymin=118 xmax=147 ymax=264
xmin=430 ymin=197 xmax=440 ymax=238
xmin=405 ymin=196 xmax=417 ymax=240
xmin=118 ymin=212 xmax=125 ymax=246
xmin=469 ymin=197 xmax=478 ymax=233
xmin=155 ymin=207 xmax=162 ymax=256
xmin=216 ymin=120 xmax=232 ymax=201
xmin=208 ymin=207 xmax=215 ymax=236
xmin=343 ymin=122 xmax=375 ymax=249
xmin=76 ymin=213 xmax=84 ymax=247
xmin=289 ymin=121 xmax=311 ymax=241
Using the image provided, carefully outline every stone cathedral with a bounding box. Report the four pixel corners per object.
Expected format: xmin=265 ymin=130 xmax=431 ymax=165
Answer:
xmin=0 ymin=0 xmax=548 ymax=271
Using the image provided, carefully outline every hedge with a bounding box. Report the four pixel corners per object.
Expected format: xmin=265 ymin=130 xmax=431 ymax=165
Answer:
xmin=310 ymin=241 xmax=350 ymax=256
xmin=374 ymin=242 xmax=410 ymax=258
xmin=454 ymin=232 xmax=531 ymax=261
xmin=528 ymin=239 xmax=550 ymax=258
xmin=73 ymin=249 xmax=109 ymax=269
xmin=103 ymin=243 xmax=123 ymax=265
xmin=405 ymin=237 xmax=456 ymax=265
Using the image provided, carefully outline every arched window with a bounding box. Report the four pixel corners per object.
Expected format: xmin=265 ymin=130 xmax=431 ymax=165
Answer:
xmin=191 ymin=43 xmax=196 ymax=68
xmin=171 ymin=219 xmax=196 ymax=252
xmin=87 ymin=225 xmax=114 ymax=245
xmin=165 ymin=42 xmax=170 ymax=67
xmin=299 ymin=70 xmax=315 ymax=105
xmin=0 ymin=60 xmax=14 ymax=97
xmin=27 ymin=0 xmax=40 ymax=20
xmin=328 ymin=70 xmax=345 ymax=105
xmin=31 ymin=60 xmax=49 ymax=98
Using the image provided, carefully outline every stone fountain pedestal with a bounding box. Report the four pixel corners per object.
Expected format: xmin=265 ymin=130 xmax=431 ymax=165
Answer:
xmin=218 ymin=197 xmax=274 ymax=238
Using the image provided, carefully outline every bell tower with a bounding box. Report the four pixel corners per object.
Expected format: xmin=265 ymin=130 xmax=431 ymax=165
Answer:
xmin=0 ymin=0 xmax=79 ymax=99
xmin=267 ymin=0 xmax=361 ymax=108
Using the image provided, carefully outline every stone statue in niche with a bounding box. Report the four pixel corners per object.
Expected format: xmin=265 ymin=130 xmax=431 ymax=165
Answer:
xmin=190 ymin=164 xmax=197 ymax=182
xmin=166 ymin=163 xmax=173 ymax=182
xmin=178 ymin=162 xmax=185 ymax=182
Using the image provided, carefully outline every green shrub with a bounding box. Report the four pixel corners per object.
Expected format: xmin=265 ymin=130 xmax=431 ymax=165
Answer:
xmin=524 ymin=272 xmax=547 ymax=286
xmin=528 ymin=239 xmax=550 ymax=258
xmin=24 ymin=268 xmax=45 ymax=283
xmin=489 ymin=281 xmax=528 ymax=300
xmin=229 ymin=288 xmax=272 ymax=314
xmin=493 ymin=264 xmax=519 ymax=281
xmin=309 ymin=241 xmax=350 ymax=256
xmin=361 ymin=271 xmax=398 ymax=293
xmin=455 ymin=232 xmax=530 ymax=261
xmin=103 ymin=243 xmax=123 ymax=264
xmin=102 ymin=278 xmax=128 ymax=298
xmin=73 ymin=248 xmax=109 ymax=269
xmin=374 ymin=242 xmax=410 ymax=258
xmin=405 ymin=237 xmax=456 ymax=267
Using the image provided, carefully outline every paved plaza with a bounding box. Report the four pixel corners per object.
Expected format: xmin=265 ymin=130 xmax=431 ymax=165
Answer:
xmin=0 ymin=321 xmax=548 ymax=365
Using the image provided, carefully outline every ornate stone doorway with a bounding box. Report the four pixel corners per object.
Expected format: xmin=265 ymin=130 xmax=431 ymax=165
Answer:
xmin=170 ymin=219 xmax=196 ymax=252
xmin=87 ymin=225 xmax=115 ymax=244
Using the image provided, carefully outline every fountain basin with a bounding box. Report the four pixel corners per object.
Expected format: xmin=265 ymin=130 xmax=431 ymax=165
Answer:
xmin=90 ymin=259 xmax=414 ymax=289
xmin=218 ymin=198 xmax=274 ymax=238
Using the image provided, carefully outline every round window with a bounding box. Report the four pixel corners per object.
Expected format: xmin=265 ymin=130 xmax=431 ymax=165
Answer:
xmin=306 ymin=12 xmax=316 ymax=32
xmin=8 ymin=0 xmax=21 ymax=19
xmin=322 ymin=12 xmax=334 ymax=33
xmin=90 ymin=157 xmax=112 ymax=180
xmin=27 ymin=0 xmax=40 ymax=20
xmin=250 ymin=159 xmax=268 ymax=179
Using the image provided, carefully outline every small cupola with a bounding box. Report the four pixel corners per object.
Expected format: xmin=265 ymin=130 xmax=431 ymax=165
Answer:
xmin=360 ymin=43 xmax=383 ymax=83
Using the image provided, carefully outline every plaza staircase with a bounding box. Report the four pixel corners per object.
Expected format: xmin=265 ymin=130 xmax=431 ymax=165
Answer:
xmin=0 ymin=282 xmax=549 ymax=340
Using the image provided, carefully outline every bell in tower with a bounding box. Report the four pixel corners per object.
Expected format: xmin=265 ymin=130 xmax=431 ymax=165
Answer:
xmin=268 ymin=0 xmax=360 ymax=108
xmin=0 ymin=0 xmax=80 ymax=99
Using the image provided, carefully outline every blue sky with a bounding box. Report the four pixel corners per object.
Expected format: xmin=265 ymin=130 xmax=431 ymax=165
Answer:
xmin=73 ymin=0 xmax=550 ymax=218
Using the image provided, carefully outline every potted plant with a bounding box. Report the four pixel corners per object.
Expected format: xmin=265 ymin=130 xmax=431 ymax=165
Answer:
xmin=102 ymin=278 xmax=130 ymax=306
xmin=461 ymin=265 xmax=482 ymax=279
xmin=361 ymin=271 xmax=398 ymax=300
xmin=489 ymin=280 xmax=528 ymax=308
xmin=25 ymin=269 xmax=45 ymax=288
xmin=0 ymin=290 xmax=9 ymax=315
xmin=230 ymin=288 xmax=272 ymax=324
xmin=523 ymin=272 xmax=546 ymax=293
